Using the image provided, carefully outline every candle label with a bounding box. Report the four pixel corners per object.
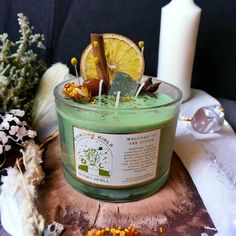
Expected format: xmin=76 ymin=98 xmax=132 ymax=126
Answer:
xmin=73 ymin=126 xmax=161 ymax=188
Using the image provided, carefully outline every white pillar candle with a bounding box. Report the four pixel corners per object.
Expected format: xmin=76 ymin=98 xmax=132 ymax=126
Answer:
xmin=157 ymin=0 xmax=201 ymax=102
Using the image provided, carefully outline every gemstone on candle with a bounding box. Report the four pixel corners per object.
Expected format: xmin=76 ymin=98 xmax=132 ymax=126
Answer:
xmin=191 ymin=105 xmax=224 ymax=133
xmin=108 ymin=71 xmax=139 ymax=97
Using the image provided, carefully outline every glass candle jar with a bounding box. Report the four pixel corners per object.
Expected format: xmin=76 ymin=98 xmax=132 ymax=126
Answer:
xmin=54 ymin=78 xmax=182 ymax=202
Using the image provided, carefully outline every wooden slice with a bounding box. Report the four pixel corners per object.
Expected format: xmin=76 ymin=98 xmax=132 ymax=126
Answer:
xmin=37 ymin=138 xmax=216 ymax=236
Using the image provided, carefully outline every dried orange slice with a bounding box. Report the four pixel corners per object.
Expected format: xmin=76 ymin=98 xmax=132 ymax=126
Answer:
xmin=80 ymin=33 xmax=144 ymax=83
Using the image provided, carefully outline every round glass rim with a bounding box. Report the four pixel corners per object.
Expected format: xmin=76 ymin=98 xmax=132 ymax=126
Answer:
xmin=54 ymin=77 xmax=183 ymax=112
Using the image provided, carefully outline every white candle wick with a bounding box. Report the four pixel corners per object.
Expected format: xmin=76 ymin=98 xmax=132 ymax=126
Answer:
xmin=98 ymin=80 xmax=103 ymax=101
xmin=115 ymin=91 xmax=121 ymax=109
xmin=135 ymin=82 xmax=145 ymax=98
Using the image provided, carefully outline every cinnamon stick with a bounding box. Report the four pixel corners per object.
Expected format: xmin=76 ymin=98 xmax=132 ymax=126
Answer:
xmin=90 ymin=33 xmax=109 ymax=88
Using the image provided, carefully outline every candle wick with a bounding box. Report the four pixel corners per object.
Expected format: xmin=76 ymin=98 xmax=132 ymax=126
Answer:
xmin=135 ymin=82 xmax=145 ymax=98
xmin=115 ymin=91 xmax=121 ymax=109
xmin=98 ymin=80 xmax=103 ymax=102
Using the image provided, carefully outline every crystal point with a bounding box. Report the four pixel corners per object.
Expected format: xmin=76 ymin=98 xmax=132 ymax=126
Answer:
xmin=191 ymin=105 xmax=224 ymax=133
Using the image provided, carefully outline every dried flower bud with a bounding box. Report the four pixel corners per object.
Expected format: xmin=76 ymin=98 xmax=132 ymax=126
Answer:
xmin=71 ymin=57 xmax=78 ymax=66
xmin=92 ymin=41 xmax=99 ymax=48
xmin=138 ymin=41 xmax=144 ymax=48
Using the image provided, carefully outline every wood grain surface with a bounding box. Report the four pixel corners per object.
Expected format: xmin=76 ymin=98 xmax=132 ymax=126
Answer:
xmin=0 ymin=138 xmax=216 ymax=236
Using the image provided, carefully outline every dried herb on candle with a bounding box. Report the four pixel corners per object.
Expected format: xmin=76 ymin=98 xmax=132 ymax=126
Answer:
xmin=139 ymin=77 xmax=161 ymax=97
xmin=63 ymin=82 xmax=92 ymax=102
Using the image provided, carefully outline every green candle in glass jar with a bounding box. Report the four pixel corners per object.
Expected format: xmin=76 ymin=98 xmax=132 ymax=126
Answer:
xmin=54 ymin=78 xmax=182 ymax=202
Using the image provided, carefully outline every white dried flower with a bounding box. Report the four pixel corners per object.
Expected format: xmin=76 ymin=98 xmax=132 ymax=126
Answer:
xmin=9 ymin=109 xmax=25 ymax=117
xmin=0 ymin=110 xmax=37 ymax=155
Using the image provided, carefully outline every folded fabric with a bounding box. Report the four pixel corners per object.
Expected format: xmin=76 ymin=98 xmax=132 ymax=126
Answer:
xmin=175 ymin=89 xmax=236 ymax=235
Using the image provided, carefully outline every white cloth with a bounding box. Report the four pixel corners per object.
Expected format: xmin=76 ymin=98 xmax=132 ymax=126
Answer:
xmin=175 ymin=89 xmax=236 ymax=235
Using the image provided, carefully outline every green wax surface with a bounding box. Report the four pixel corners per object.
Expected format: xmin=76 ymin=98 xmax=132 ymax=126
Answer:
xmin=83 ymin=93 xmax=173 ymax=109
xmin=56 ymin=93 xmax=175 ymax=133
xmin=54 ymin=84 xmax=181 ymax=201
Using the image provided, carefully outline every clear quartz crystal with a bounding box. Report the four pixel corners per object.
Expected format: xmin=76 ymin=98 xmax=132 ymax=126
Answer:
xmin=191 ymin=105 xmax=224 ymax=133
xmin=43 ymin=222 xmax=64 ymax=236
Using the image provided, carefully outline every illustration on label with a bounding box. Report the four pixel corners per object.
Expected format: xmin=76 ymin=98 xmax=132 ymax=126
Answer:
xmin=75 ymin=136 xmax=113 ymax=179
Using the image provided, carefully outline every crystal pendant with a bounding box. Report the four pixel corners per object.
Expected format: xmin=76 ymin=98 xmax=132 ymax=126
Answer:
xmin=191 ymin=105 xmax=225 ymax=134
